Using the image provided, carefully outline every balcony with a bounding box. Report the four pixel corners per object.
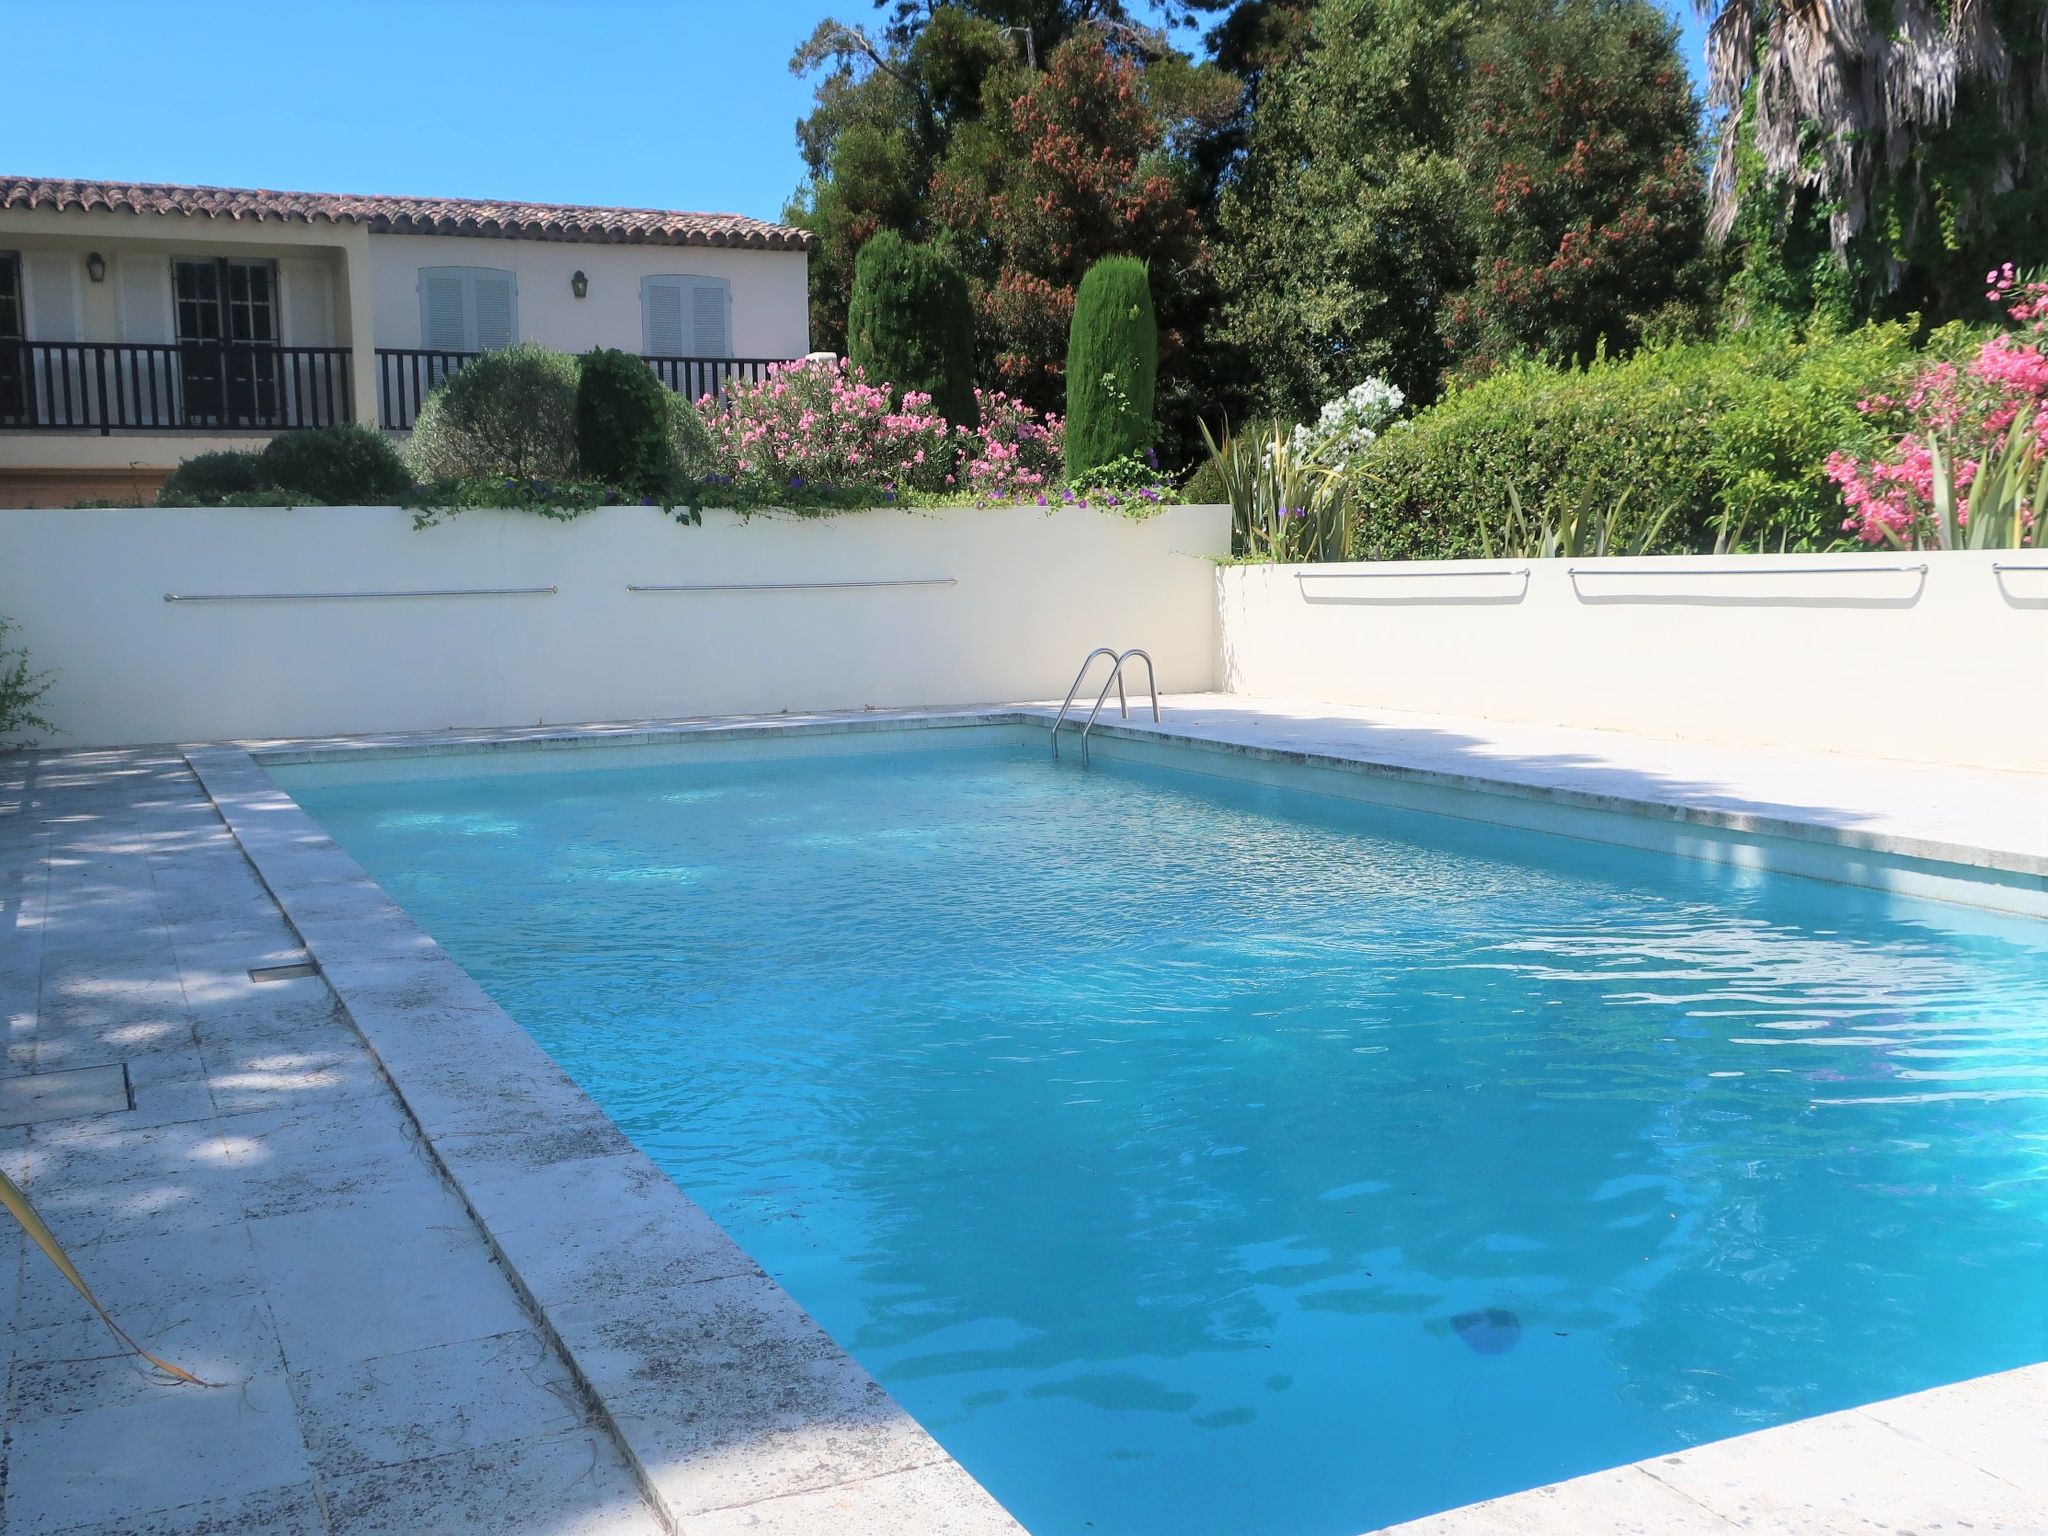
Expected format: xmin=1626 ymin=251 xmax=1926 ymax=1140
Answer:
xmin=0 ymin=341 xmax=354 ymax=434
xmin=375 ymin=349 xmax=787 ymax=430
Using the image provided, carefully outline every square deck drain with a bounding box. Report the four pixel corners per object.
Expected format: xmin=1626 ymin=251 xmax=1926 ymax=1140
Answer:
xmin=249 ymin=960 xmax=320 ymax=983
xmin=0 ymin=1064 xmax=134 ymax=1128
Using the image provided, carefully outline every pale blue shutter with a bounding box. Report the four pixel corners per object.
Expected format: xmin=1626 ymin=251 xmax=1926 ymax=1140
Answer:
xmin=420 ymin=270 xmax=468 ymax=350
xmin=472 ymin=271 xmax=516 ymax=350
xmin=689 ymin=278 xmax=730 ymax=357
xmin=642 ymin=277 xmax=686 ymax=355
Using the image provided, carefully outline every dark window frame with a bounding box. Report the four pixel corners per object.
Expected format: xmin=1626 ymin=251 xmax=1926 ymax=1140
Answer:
xmin=172 ymin=256 xmax=282 ymax=427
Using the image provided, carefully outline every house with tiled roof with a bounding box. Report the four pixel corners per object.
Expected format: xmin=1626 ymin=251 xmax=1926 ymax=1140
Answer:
xmin=0 ymin=176 xmax=814 ymax=504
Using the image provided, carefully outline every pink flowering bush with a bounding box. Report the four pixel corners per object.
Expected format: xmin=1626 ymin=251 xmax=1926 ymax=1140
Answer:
xmin=699 ymin=357 xmax=955 ymax=495
xmin=696 ymin=359 xmax=1069 ymax=505
xmin=1827 ymin=265 xmax=2048 ymax=545
xmin=960 ymin=389 xmax=1064 ymax=501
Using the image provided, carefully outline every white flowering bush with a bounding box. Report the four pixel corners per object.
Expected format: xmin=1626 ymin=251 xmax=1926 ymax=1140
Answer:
xmin=1289 ymin=377 xmax=1406 ymax=470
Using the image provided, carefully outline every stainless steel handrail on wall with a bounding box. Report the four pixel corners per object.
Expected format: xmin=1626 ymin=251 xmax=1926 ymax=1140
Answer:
xmin=1294 ymin=566 xmax=1531 ymax=580
xmin=625 ymin=578 xmax=957 ymax=593
xmin=163 ymin=587 xmax=558 ymax=603
xmin=1565 ymin=562 xmax=1930 ymax=578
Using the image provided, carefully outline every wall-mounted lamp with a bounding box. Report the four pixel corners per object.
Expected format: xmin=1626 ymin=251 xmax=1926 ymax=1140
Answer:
xmin=85 ymin=252 xmax=106 ymax=284
xmin=570 ymin=270 xmax=588 ymax=300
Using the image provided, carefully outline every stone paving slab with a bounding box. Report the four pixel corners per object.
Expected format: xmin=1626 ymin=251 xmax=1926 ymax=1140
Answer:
xmin=1372 ymin=1362 xmax=2048 ymax=1535
xmin=0 ymin=747 xmax=660 ymax=1536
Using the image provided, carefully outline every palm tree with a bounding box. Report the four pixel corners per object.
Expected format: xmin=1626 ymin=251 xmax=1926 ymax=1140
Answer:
xmin=1696 ymin=0 xmax=2047 ymax=295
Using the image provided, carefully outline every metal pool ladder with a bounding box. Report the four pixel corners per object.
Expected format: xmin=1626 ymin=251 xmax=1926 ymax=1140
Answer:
xmin=1050 ymin=647 xmax=1158 ymax=764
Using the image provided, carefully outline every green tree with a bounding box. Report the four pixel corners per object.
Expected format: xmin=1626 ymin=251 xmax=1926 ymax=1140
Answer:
xmin=784 ymin=9 xmax=1013 ymax=353
xmin=932 ymin=27 xmax=1228 ymax=414
xmin=1064 ymin=256 xmax=1158 ymax=476
xmin=787 ymin=6 xmax=1236 ymax=455
xmin=1214 ymin=0 xmax=1473 ymax=416
xmin=847 ymin=230 xmax=980 ymax=426
xmin=1217 ymin=0 xmax=1708 ymax=415
xmin=1698 ymin=0 xmax=2048 ymax=325
xmin=1443 ymin=0 xmax=1710 ymax=374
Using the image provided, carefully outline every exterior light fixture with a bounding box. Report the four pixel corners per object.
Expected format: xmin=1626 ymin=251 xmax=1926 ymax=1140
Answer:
xmin=85 ymin=252 xmax=106 ymax=284
xmin=570 ymin=270 xmax=588 ymax=299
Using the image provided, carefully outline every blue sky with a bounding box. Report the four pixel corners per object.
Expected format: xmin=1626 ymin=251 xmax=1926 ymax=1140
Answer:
xmin=8 ymin=0 xmax=1711 ymax=223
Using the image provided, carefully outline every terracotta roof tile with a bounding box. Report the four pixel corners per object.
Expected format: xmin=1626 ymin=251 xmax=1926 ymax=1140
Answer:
xmin=0 ymin=175 xmax=815 ymax=251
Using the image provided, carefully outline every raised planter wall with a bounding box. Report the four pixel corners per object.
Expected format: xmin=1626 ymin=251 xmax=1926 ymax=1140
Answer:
xmin=1217 ymin=553 xmax=2048 ymax=772
xmin=0 ymin=502 xmax=1229 ymax=746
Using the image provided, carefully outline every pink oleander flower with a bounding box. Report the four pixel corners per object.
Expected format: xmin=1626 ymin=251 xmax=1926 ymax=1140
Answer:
xmin=1831 ymin=260 xmax=2048 ymax=545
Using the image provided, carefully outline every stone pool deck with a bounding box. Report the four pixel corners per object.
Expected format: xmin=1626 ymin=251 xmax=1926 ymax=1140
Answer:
xmin=0 ymin=698 xmax=2044 ymax=1535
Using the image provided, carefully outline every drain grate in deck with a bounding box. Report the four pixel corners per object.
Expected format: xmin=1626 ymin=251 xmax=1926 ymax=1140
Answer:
xmin=0 ymin=1064 xmax=134 ymax=1127
xmin=249 ymin=960 xmax=320 ymax=983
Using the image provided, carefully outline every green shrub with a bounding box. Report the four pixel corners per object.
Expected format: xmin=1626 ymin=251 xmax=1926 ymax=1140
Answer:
xmin=0 ymin=614 xmax=55 ymax=747
xmin=1064 ymin=256 xmax=1157 ymax=481
xmin=157 ymin=450 xmax=269 ymax=507
xmin=405 ymin=343 xmax=581 ymax=482
xmin=665 ymin=390 xmax=716 ymax=479
xmin=259 ymin=425 xmax=411 ymax=506
xmin=1348 ymin=323 xmax=1936 ymax=560
xmin=1180 ymin=446 xmax=1231 ymax=508
xmin=846 ymin=232 xmax=979 ymax=429
xmin=576 ymin=349 xmax=675 ymax=495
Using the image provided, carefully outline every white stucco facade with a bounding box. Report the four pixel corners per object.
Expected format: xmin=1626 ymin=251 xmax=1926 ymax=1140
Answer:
xmin=365 ymin=233 xmax=808 ymax=361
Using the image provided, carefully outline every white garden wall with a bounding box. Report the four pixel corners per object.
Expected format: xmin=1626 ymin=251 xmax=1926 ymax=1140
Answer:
xmin=1217 ymin=553 xmax=2048 ymax=771
xmin=0 ymin=502 xmax=1228 ymax=746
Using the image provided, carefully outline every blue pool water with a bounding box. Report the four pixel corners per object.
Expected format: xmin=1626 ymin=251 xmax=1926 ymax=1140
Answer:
xmin=280 ymin=735 xmax=2048 ymax=1536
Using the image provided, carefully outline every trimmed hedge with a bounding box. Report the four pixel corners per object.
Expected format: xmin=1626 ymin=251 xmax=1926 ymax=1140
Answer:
xmin=1348 ymin=323 xmax=1955 ymax=559
xmin=1065 ymin=257 xmax=1157 ymax=481
xmin=406 ymin=343 xmax=581 ymax=482
xmin=576 ymin=348 xmax=674 ymax=495
xmin=158 ymin=450 xmax=271 ymax=506
xmin=260 ymin=425 xmax=411 ymax=506
xmin=846 ymin=232 xmax=979 ymax=429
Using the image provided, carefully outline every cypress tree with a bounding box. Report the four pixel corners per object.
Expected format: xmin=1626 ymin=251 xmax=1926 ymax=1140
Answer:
xmin=1064 ymin=256 xmax=1157 ymax=480
xmin=846 ymin=231 xmax=979 ymax=429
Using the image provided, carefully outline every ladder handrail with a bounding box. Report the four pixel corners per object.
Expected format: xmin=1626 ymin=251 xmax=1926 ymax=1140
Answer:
xmin=1076 ymin=648 xmax=1158 ymax=764
xmin=1050 ymin=647 xmax=1124 ymax=757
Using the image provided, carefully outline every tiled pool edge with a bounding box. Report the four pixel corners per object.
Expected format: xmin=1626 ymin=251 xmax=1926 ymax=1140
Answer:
xmin=250 ymin=705 xmax=2048 ymax=917
xmin=184 ymin=745 xmax=1029 ymax=1536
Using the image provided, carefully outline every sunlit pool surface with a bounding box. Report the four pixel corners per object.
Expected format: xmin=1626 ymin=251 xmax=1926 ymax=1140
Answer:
xmin=280 ymin=736 xmax=2048 ymax=1536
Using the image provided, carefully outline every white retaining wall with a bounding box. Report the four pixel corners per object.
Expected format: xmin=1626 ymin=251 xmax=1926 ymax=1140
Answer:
xmin=0 ymin=502 xmax=1229 ymax=746
xmin=1217 ymin=553 xmax=2048 ymax=771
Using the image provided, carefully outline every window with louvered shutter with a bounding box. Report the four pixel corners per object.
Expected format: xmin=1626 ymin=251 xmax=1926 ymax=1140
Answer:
xmin=642 ymin=277 xmax=686 ymax=355
xmin=473 ymin=272 xmax=515 ymax=350
xmin=641 ymin=275 xmax=730 ymax=356
xmin=690 ymin=280 xmax=729 ymax=357
xmin=418 ymin=267 xmax=516 ymax=351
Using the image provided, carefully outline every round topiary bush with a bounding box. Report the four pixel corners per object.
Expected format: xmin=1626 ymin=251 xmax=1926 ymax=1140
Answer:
xmin=576 ymin=349 xmax=675 ymax=495
xmin=259 ymin=424 xmax=412 ymax=506
xmin=405 ymin=343 xmax=581 ymax=482
xmin=157 ymin=449 xmax=269 ymax=506
xmin=846 ymin=231 xmax=979 ymax=429
xmin=1064 ymin=256 xmax=1157 ymax=483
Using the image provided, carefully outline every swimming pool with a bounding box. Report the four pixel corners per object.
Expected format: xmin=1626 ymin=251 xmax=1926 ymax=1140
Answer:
xmin=276 ymin=728 xmax=2048 ymax=1536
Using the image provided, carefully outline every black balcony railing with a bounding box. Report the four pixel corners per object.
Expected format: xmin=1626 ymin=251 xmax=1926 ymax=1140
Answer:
xmin=375 ymin=349 xmax=789 ymax=430
xmin=0 ymin=341 xmax=353 ymax=434
xmin=640 ymin=355 xmax=782 ymax=403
